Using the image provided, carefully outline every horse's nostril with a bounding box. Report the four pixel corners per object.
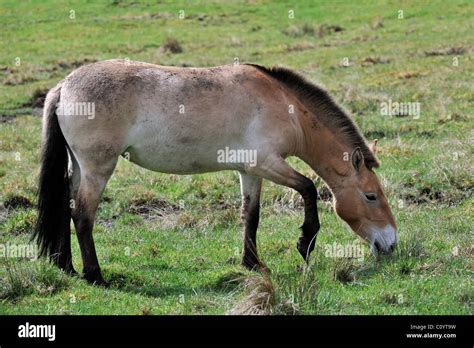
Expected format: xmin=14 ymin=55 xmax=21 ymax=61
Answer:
xmin=389 ymin=244 xmax=396 ymax=252
xmin=374 ymin=241 xmax=381 ymax=253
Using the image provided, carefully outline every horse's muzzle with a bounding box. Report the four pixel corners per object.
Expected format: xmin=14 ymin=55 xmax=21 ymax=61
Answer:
xmin=370 ymin=224 xmax=398 ymax=256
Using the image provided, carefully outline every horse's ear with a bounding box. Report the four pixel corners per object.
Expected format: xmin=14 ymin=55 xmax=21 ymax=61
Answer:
xmin=370 ymin=139 xmax=378 ymax=154
xmin=352 ymin=147 xmax=364 ymax=172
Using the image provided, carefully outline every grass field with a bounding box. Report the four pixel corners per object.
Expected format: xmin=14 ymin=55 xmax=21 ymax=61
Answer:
xmin=0 ymin=0 xmax=472 ymax=315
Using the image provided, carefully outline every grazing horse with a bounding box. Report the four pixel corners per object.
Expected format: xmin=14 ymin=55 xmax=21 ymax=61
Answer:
xmin=34 ymin=60 xmax=397 ymax=284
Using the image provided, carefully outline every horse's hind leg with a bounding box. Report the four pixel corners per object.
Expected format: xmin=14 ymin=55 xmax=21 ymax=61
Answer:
xmin=239 ymin=173 xmax=263 ymax=270
xmin=247 ymin=155 xmax=320 ymax=261
xmin=71 ymin=158 xmax=117 ymax=285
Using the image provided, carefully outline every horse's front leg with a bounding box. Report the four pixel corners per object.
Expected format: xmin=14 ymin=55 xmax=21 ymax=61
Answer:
xmin=296 ymin=178 xmax=320 ymax=261
xmin=238 ymin=172 xmax=263 ymax=270
xmin=247 ymin=155 xmax=320 ymax=262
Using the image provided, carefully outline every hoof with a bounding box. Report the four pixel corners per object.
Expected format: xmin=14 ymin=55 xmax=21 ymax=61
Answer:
xmin=241 ymin=256 xmax=271 ymax=274
xmin=242 ymin=254 xmax=263 ymax=270
xmin=54 ymin=256 xmax=77 ymax=275
xmin=65 ymin=266 xmax=78 ymax=276
xmin=241 ymin=257 xmax=260 ymax=271
xmin=83 ymin=269 xmax=108 ymax=287
xmin=60 ymin=262 xmax=78 ymax=276
xmin=297 ymin=236 xmax=316 ymax=261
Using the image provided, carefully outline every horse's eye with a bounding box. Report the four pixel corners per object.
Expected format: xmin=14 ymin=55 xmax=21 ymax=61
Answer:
xmin=365 ymin=193 xmax=377 ymax=201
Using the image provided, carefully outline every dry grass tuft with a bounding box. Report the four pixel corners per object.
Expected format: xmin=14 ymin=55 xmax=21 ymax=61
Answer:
xmin=228 ymin=271 xmax=275 ymax=315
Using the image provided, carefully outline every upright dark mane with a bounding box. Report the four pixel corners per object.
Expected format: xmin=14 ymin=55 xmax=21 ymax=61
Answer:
xmin=247 ymin=64 xmax=379 ymax=169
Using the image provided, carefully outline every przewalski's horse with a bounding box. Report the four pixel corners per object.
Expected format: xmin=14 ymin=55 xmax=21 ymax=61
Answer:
xmin=34 ymin=60 xmax=397 ymax=284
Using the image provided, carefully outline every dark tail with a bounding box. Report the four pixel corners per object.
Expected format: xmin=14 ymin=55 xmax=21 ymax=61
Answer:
xmin=32 ymin=82 xmax=71 ymax=263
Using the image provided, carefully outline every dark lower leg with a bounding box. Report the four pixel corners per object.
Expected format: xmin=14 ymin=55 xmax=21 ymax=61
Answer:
xmin=241 ymin=195 xmax=262 ymax=270
xmin=70 ymin=175 xmax=107 ymax=286
xmin=239 ymin=173 xmax=263 ymax=270
xmin=296 ymin=180 xmax=320 ymax=261
xmin=74 ymin=215 xmax=105 ymax=284
xmin=245 ymin=156 xmax=321 ymax=262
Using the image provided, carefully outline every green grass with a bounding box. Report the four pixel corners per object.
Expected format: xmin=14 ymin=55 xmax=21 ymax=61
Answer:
xmin=0 ymin=0 xmax=473 ymax=315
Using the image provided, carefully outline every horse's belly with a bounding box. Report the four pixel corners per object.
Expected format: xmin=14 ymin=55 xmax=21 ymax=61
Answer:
xmin=124 ymin=126 xmax=246 ymax=174
xmin=126 ymin=146 xmax=234 ymax=174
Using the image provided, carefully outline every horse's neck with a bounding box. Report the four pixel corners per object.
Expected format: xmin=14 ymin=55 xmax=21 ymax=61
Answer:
xmin=297 ymin=112 xmax=351 ymax=191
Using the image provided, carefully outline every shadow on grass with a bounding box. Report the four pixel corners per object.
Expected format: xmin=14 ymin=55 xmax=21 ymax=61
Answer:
xmin=104 ymin=268 xmax=248 ymax=299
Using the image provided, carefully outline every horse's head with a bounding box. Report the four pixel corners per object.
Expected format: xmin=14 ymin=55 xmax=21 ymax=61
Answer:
xmin=332 ymin=143 xmax=397 ymax=256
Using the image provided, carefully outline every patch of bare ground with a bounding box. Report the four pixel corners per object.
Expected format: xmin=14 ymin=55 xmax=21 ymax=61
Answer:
xmin=361 ymin=56 xmax=391 ymax=66
xmin=371 ymin=17 xmax=384 ymax=29
xmin=437 ymin=113 xmax=468 ymax=124
xmin=3 ymin=75 xmax=38 ymax=86
xmin=393 ymin=71 xmax=427 ymax=80
xmin=97 ymin=216 xmax=118 ymax=229
xmin=341 ymin=87 xmax=386 ymax=115
xmin=459 ymin=245 xmax=474 ymax=257
xmin=20 ymin=87 xmax=49 ymax=115
xmin=400 ymin=183 xmax=472 ymax=206
xmin=110 ymin=12 xmax=173 ymax=20
xmin=159 ymin=37 xmax=183 ymax=54
xmin=127 ymin=195 xmax=179 ymax=220
xmin=283 ymin=23 xmax=344 ymax=38
xmin=324 ymin=35 xmax=379 ymax=48
xmin=424 ymin=46 xmax=467 ymax=56
xmin=316 ymin=24 xmax=344 ymax=37
xmin=0 ymin=204 xmax=8 ymax=224
xmin=2 ymin=58 xmax=96 ymax=86
xmin=3 ymin=195 xmax=33 ymax=210
xmin=286 ymin=42 xmax=315 ymax=52
xmin=53 ymin=58 xmax=97 ymax=70
xmin=0 ymin=115 xmax=17 ymax=123
xmin=2 ymin=58 xmax=97 ymax=118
